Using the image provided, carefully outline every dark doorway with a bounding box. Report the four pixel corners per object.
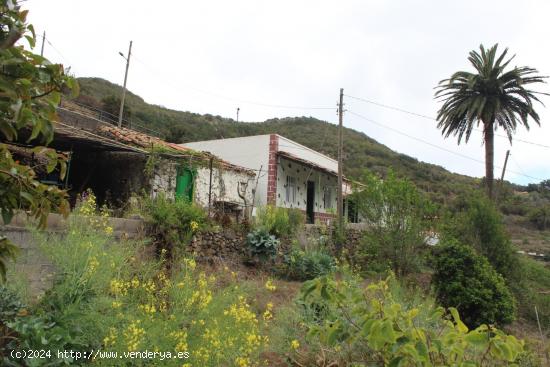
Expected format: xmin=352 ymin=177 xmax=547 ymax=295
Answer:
xmin=347 ymin=198 xmax=359 ymax=223
xmin=306 ymin=181 xmax=315 ymax=224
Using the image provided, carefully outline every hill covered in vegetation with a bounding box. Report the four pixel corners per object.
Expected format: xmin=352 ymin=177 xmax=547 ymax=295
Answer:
xmin=74 ymin=77 xmax=486 ymax=204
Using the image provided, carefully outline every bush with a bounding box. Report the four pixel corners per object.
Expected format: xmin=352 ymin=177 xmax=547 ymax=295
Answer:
xmin=443 ymin=193 xmax=521 ymax=281
xmin=352 ymin=170 xmax=434 ymax=276
xmin=255 ymin=205 xmax=303 ymax=237
xmin=144 ymin=193 xmax=207 ymax=255
xmin=246 ymin=228 xmax=279 ymax=261
xmin=294 ymin=269 xmax=525 ymax=366
xmin=432 ymin=240 xmax=516 ymax=328
xmin=282 ymin=246 xmax=335 ymax=281
xmin=528 ymin=205 xmax=550 ymax=230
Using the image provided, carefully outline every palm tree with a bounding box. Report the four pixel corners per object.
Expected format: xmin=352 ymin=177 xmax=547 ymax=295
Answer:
xmin=435 ymin=44 xmax=547 ymax=198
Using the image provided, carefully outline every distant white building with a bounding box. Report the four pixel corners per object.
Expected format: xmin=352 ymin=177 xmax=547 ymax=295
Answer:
xmin=183 ymin=134 xmax=353 ymax=224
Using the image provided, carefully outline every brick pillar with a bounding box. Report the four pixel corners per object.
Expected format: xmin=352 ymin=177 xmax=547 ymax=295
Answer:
xmin=266 ymin=134 xmax=279 ymax=205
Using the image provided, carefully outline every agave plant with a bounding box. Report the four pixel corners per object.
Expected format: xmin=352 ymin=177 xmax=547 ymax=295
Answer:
xmin=246 ymin=228 xmax=279 ymax=261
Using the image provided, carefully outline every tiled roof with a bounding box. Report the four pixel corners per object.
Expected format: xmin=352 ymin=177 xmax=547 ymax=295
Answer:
xmin=58 ymin=100 xmax=255 ymax=176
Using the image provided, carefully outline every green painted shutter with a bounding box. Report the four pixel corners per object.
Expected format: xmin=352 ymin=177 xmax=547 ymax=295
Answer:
xmin=175 ymin=167 xmax=195 ymax=202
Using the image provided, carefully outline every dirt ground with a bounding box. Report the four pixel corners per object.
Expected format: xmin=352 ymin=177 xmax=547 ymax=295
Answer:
xmin=505 ymin=215 xmax=550 ymax=262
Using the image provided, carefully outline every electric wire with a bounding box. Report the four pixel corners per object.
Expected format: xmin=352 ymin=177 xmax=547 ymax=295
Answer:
xmin=345 ymin=94 xmax=550 ymax=150
xmin=131 ymin=53 xmax=335 ymax=112
xmin=347 ymin=110 xmax=545 ymax=182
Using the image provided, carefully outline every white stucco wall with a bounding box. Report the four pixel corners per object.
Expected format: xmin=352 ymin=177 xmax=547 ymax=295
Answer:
xmin=150 ymin=159 xmax=255 ymax=213
xmin=150 ymin=160 xmax=177 ymax=200
xmin=276 ymin=157 xmax=338 ymax=214
xmin=183 ymin=135 xmax=271 ymax=206
xmin=183 ymin=134 xmax=352 ymax=209
xmin=194 ymin=167 xmax=255 ymax=209
xmin=277 ymin=135 xmax=338 ymax=173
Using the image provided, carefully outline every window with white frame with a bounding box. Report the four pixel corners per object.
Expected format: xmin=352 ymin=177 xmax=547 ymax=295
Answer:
xmin=286 ymin=175 xmax=296 ymax=203
xmin=324 ymin=186 xmax=332 ymax=209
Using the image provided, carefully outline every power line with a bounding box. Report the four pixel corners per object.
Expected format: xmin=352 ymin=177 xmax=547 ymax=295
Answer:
xmin=345 ymin=94 xmax=550 ymax=150
xmin=44 ymin=38 xmax=73 ymax=66
xmin=347 ymin=110 xmax=545 ymax=182
xmin=131 ymin=53 xmax=335 ymax=112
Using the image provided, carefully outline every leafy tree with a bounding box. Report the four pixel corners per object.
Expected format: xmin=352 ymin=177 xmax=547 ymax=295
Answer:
xmin=432 ymin=240 xmax=516 ymax=328
xmin=352 ymin=170 xmax=435 ymax=277
xmin=435 ymin=44 xmax=547 ymax=198
xmin=0 ymin=0 xmax=77 ymax=281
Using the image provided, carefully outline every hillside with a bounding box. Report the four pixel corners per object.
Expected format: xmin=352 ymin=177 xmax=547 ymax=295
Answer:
xmin=74 ymin=77 xmax=484 ymax=204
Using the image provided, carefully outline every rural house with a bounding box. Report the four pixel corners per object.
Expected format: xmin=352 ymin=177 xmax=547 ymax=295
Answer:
xmin=7 ymin=100 xmax=256 ymax=220
xmin=184 ymin=134 xmax=353 ymax=224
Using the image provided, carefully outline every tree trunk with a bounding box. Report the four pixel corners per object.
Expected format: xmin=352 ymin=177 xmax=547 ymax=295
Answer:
xmin=483 ymin=121 xmax=495 ymax=199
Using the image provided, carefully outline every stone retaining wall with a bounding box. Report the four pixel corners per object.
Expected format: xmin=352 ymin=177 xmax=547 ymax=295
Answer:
xmin=1 ymin=212 xmax=144 ymax=299
xmin=189 ymin=228 xmax=247 ymax=260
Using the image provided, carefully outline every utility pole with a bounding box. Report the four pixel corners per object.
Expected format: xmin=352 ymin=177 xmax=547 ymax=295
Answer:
xmin=236 ymin=107 xmax=240 ymax=122
xmin=337 ymin=88 xmax=344 ymax=248
xmin=496 ymin=150 xmax=511 ymax=202
xmin=500 ymin=150 xmax=510 ymax=182
xmin=40 ymin=31 xmax=46 ymax=57
xmin=118 ymin=40 xmax=132 ymax=128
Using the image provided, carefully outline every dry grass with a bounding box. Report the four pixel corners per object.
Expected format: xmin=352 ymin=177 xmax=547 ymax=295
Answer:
xmin=505 ymin=215 xmax=550 ymax=262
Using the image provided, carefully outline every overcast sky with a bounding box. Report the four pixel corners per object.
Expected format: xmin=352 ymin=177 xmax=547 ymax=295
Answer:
xmin=25 ymin=0 xmax=550 ymax=185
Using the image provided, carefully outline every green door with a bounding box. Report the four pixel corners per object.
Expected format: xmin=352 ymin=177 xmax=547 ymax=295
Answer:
xmin=175 ymin=167 xmax=195 ymax=202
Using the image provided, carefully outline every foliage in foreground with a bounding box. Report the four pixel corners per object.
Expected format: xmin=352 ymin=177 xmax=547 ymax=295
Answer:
xmin=0 ymin=0 xmax=78 ymax=281
xmin=2 ymin=195 xmax=268 ymax=366
xmin=432 ymin=240 xmax=516 ymax=328
xmin=295 ymin=269 xmax=525 ymax=366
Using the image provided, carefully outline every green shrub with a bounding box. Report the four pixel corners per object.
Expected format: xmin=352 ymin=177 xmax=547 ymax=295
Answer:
xmin=432 ymin=240 xmax=516 ymax=328
xmin=1 ymin=283 xmax=83 ymax=365
xmin=294 ymin=269 xmax=525 ymax=366
xmin=287 ymin=208 xmax=306 ymax=233
xmin=351 ymin=170 xmax=434 ymax=276
xmin=528 ymin=205 xmax=550 ymax=230
xmin=255 ymin=205 xmax=303 ymax=237
xmin=246 ymin=228 xmax=279 ymax=261
xmin=500 ymin=195 xmax=529 ymax=216
xmin=282 ymin=246 xmax=335 ymax=281
xmin=0 ymin=285 xmax=24 ymax=322
xmin=443 ymin=193 xmax=521 ymax=281
xmin=144 ymin=193 xmax=207 ymax=255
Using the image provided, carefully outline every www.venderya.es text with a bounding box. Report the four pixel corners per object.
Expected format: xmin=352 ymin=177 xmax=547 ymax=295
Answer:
xmin=11 ymin=349 xmax=190 ymax=362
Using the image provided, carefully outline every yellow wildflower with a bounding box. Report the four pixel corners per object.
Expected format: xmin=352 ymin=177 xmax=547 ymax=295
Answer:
xmin=124 ymin=320 xmax=145 ymax=351
xmin=86 ymin=256 xmax=99 ymax=274
xmin=291 ymin=339 xmax=300 ymax=350
xmin=263 ymin=303 xmax=273 ymax=321
xmin=112 ymin=301 xmax=122 ymax=309
xmin=103 ymin=328 xmax=117 ymax=347
xmin=235 ymin=356 xmax=250 ymax=367
xmin=265 ymin=279 xmax=276 ymax=291
xmin=184 ymin=258 xmax=196 ymax=271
